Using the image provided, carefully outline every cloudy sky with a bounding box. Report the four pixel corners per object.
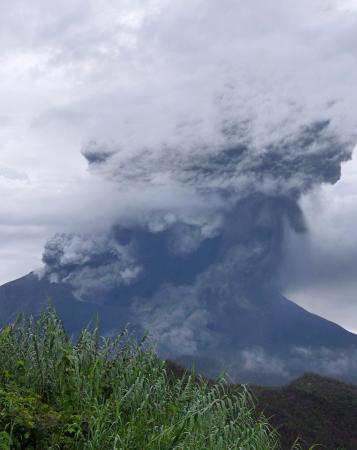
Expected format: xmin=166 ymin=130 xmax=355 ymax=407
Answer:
xmin=1 ymin=0 xmax=357 ymax=332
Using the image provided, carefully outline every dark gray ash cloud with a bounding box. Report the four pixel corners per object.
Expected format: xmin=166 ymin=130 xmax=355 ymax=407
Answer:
xmin=82 ymin=119 xmax=352 ymax=196
xmin=40 ymin=116 xmax=356 ymax=383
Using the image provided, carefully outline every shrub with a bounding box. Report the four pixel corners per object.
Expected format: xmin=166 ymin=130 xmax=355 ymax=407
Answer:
xmin=0 ymin=307 xmax=280 ymax=449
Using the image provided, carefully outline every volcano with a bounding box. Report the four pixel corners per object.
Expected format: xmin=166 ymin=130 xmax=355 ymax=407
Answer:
xmin=2 ymin=126 xmax=357 ymax=386
xmin=0 ymin=229 xmax=357 ymax=385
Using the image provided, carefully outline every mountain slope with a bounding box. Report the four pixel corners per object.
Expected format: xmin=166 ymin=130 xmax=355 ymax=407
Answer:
xmin=0 ymin=272 xmax=356 ymax=385
xmin=0 ymin=273 xmax=133 ymax=337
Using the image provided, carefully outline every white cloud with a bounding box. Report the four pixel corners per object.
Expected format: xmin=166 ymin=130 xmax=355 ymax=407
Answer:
xmin=241 ymin=347 xmax=288 ymax=376
xmin=337 ymin=0 xmax=357 ymax=11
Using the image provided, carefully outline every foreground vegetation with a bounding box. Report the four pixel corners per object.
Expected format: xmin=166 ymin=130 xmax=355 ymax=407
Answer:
xmin=0 ymin=307 xmax=281 ymax=449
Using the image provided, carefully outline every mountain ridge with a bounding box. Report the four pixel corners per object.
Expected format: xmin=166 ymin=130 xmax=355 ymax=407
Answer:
xmin=1 ymin=272 xmax=356 ymax=385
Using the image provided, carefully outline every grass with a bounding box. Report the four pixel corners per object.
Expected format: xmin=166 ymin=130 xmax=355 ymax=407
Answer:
xmin=0 ymin=306 xmax=281 ymax=449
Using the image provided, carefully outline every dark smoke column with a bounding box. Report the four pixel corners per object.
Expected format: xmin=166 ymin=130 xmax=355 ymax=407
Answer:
xmin=37 ymin=120 xmax=357 ymax=384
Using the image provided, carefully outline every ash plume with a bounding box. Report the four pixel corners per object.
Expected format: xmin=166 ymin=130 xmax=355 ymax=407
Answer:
xmin=37 ymin=0 xmax=357 ymax=382
xmin=41 ymin=119 xmax=355 ymax=380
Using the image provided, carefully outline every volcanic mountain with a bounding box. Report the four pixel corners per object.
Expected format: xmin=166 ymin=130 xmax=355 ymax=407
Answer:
xmin=1 ymin=194 xmax=356 ymax=386
xmin=2 ymin=120 xmax=357 ymax=385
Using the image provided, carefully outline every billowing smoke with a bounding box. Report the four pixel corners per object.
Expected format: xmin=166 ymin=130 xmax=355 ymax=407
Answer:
xmin=43 ymin=119 xmax=351 ymax=302
xmin=39 ymin=120 xmax=355 ymax=383
xmin=41 ymin=233 xmax=142 ymax=301
xmin=37 ymin=0 xmax=357 ymax=383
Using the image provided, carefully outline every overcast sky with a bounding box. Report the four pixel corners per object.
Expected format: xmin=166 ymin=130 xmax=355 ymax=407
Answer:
xmin=1 ymin=0 xmax=357 ymax=332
